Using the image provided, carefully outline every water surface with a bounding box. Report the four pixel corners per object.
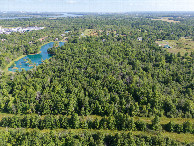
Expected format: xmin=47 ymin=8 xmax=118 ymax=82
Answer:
xmin=0 ymin=13 xmax=82 ymax=20
xmin=8 ymin=42 xmax=64 ymax=72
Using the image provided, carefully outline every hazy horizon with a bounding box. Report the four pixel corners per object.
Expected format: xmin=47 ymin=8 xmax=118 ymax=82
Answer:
xmin=1 ymin=11 xmax=194 ymax=13
xmin=0 ymin=0 xmax=193 ymax=13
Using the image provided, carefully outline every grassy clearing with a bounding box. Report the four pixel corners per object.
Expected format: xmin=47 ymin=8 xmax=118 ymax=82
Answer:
xmin=0 ymin=127 xmax=193 ymax=143
xmin=163 ymin=132 xmax=194 ymax=143
xmin=81 ymin=29 xmax=117 ymax=37
xmin=156 ymin=38 xmax=194 ymax=55
xmin=0 ymin=113 xmax=15 ymax=121
xmin=0 ymin=112 xmax=193 ymax=124
xmin=152 ymin=17 xmax=180 ymax=23
xmin=133 ymin=131 xmax=194 ymax=143
xmin=135 ymin=116 xmax=194 ymax=124
xmin=82 ymin=29 xmax=99 ymax=37
xmin=0 ymin=112 xmax=193 ymax=143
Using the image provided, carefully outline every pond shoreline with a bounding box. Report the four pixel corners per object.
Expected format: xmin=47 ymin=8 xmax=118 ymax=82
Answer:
xmin=3 ymin=55 xmax=27 ymax=74
xmin=3 ymin=41 xmax=63 ymax=74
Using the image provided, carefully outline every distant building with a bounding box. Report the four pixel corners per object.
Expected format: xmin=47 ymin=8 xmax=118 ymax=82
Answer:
xmin=0 ymin=26 xmax=44 ymax=35
xmin=65 ymin=30 xmax=70 ymax=33
xmin=64 ymin=37 xmax=68 ymax=41
xmin=137 ymin=37 xmax=142 ymax=41
xmin=164 ymin=45 xmax=171 ymax=48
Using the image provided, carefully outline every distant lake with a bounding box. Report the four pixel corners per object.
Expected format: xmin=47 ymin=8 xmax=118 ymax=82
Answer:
xmin=0 ymin=13 xmax=82 ymax=20
xmin=8 ymin=42 xmax=64 ymax=72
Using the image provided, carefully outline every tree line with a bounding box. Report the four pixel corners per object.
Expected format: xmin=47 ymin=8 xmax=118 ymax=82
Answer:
xmin=1 ymin=114 xmax=193 ymax=134
xmin=0 ymin=129 xmax=189 ymax=146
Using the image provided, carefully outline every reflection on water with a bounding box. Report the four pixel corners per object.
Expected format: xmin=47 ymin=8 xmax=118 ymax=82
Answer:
xmin=8 ymin=42 xmax=64 ymax=72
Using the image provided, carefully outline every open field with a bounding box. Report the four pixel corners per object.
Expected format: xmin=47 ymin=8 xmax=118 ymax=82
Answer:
xmin=81 ymin=29 xmax=118 ymax=37
xmin=82 ymin=29 xmax=99 ymax=37
xmin=1 ymin=112 xmax=193 ymax=124
xmin=152 ymin=17 xmax=180 ymax=23
xmin=0 ymin=127 xmax=193 ymax=143
xmin=135 ymin=116 xmax=194 ymax=124
xmin=0 ymin=113 xmax=14 ymax=121
xmin=156 ymin=38 xmax=194 ymax=55
xmin=163 ymin=132 xmax=194 ymax=143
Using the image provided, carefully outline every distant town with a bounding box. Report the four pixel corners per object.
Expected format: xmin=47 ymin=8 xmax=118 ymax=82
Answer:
xmin=0 ymin=26 xmax=44 ymax=34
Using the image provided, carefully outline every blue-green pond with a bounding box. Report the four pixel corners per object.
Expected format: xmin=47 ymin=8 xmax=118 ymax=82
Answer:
xmin=8 ymin=42 xmax=64 ymax=72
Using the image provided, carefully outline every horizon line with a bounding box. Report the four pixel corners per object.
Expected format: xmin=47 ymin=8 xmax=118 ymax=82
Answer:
xmin=1 ymin=11 xmax=194 ymax=13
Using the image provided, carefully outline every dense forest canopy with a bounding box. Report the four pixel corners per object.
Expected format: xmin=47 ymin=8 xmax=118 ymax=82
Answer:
xmin=0 ymin=13 xmax=193 ymax=145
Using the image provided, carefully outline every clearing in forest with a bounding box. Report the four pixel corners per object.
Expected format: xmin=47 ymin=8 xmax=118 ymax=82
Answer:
xmin=81 ymin=29 xmax=99 ymax=37
xmin=152 ymin=17 xmax=180 ymax=23
xmin=156 ymin=38 xmax=194 ymax=55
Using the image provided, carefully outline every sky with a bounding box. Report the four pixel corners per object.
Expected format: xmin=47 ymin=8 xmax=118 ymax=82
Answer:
xmin=0 ymin=0 xmax=193 ymax=12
